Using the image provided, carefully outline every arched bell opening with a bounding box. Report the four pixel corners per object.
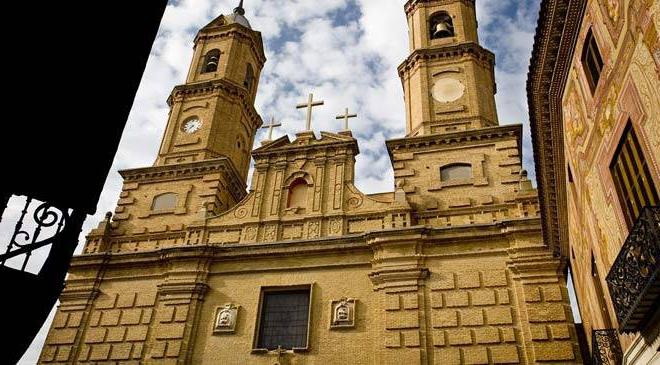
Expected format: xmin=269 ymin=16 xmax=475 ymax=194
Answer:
xmin=430 ymin=12 xmax=454 ymax=39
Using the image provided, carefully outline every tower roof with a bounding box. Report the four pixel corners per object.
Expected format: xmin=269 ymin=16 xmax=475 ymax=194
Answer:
xmin=225 ymin=0 xmax=251 ymax=29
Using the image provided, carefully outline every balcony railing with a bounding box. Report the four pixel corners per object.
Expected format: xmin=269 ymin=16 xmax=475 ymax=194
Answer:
xmin=606 ymin=206 xmax=660 ymax=332
xmin=592 ymin=329 xmax=623 ymax=365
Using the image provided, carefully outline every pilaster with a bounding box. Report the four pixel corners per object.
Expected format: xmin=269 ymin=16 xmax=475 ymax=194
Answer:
xmin=368 ymin=230 xmax=430 ymax=365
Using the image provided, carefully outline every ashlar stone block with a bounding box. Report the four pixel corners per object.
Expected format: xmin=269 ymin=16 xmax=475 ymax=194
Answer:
xmin=445 ymin=292 xmax=469 ymax=307
xmin=485 ymin=307 xmax=513 ymax=325
xmin=491 ymin=345 xmax=520 ymax=364
xmin=463 ymin=347 xmax=488 ymax=364
xmin=434 ymin=348 xmax=461 ymax=365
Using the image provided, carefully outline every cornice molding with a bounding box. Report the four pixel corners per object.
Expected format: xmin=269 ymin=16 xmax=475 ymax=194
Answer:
xmin=70 ymin=218 xmax=543 ymax=268
xmin=527 ymin=0 xmax=586 ymax=258
xmin=252 ymin=133 xmax=359 ymax=158
xmin=167 ymin=78 xmax=263 ymax=131
xmin=397 ymin=42 xmax=495 ymax=78
xmin=404 ymin=0 xmax=475 ymax=16
xmin=386 ymin=124 xmax=522 ymax=159
xmin=119 ymin=158 xmax=247 ymax=202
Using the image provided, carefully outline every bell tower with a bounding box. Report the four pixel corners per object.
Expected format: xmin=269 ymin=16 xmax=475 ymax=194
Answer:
xmin=154 ymin=1 xmax=266 ymax=182
xmin=399 ymin=0 xmax=498 ymax=136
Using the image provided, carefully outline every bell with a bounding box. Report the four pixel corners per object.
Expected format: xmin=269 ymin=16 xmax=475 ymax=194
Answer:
xmin=207 ymin=56 xmax=219 ymax=69
xmin=433 ymin=21 xmax=452 ymax=38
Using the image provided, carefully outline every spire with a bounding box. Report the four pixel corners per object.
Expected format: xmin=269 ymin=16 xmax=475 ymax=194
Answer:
xmin=233 ymin=0 xmax=245 ymax=15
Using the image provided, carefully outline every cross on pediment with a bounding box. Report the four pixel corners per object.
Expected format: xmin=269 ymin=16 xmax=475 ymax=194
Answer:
xmin=336 ymin=108 xmax=357 ymax=130
xmin=261 ymin=116 xmax=282 ymax=141
xmin=296 ymin=93 xmax=324 ymax=131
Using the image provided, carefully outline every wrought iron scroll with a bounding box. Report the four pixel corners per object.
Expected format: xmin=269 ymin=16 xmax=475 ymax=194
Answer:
xmin=592 ymin=329 xmax=623 ymax=365
xmin=0 ymin=196 xmax=69 ymax=271
xmin=606 ymin=206 xmax=660 ymax=332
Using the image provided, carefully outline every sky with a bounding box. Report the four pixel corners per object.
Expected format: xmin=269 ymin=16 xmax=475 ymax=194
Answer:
xmin=16 ymin=0 xmax=549 ymax=362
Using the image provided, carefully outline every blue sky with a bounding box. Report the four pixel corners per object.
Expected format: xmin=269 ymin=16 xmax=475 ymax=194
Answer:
xmin=18 ymin=0 xmax=548 ymax=362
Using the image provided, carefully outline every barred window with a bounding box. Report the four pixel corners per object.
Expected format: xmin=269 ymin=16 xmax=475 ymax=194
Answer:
xmin=610 ymin=122 xmax=658 ymax=229
xmin=256 ymin=287 xmax=311 ymax=351
xmin=581 ymin=29 xmax=603 ymax=94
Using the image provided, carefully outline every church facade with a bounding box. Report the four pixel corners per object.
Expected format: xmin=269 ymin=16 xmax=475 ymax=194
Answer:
xmin=39 ymin=1 xmax=582 ymax=364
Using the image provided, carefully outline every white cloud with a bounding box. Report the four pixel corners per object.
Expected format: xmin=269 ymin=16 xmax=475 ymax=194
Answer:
xmin=18 ymin=0 xmax=540 ymax=361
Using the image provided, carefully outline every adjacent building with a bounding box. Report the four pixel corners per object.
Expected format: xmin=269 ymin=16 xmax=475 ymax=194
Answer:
xmin=528 ymin=0 xmax=659 ymax=363
xmin=40 ymin=1 xmax=583 ymax=364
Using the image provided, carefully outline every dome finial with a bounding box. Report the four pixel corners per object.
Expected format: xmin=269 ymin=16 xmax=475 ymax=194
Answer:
xmin=234 ymin=0 xmax=245 ymax=15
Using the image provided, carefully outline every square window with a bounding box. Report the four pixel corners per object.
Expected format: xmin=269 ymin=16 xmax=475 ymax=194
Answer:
xmin=254 ymin=285 xmax=312 ymax=351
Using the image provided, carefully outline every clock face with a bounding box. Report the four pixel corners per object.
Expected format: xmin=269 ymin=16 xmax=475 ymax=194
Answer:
xmin=432 ymin=78 xmax=465 ymax=103
xmin=182 ymin=118 xmax=202 ymax=134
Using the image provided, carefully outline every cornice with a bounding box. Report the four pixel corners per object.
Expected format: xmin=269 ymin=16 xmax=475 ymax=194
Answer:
xmin=397 ymin=42 xmax=495 ymax=78
xmin=167 ymin=78 xmax=263 ymax=130
xmin=252 ymin=133 xmax=360 ymax=159
xmin=70 ymin=218 xmax=543 ymax=268
xmin=386 ymin=124 xmax=522 ymax=160
xmin=404 ymin=0 xmax=475 ymax=16
xmin=526 ymin=0 xmax=586 ymax=258
xmin=119 ymin=158 xmax=247 ymax=202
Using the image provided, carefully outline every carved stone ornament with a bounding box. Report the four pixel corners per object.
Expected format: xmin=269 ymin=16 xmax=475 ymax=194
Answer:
xmin=213 ymin=303 xmax=239 ymax=334
xmin=330 ymin=298 xmax=356 ymax=329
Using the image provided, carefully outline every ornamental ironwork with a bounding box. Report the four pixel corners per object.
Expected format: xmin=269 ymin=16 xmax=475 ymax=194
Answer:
xmin=606 ymin=206 xmax=660 ymax=332
xmin=592 ymin=329 xmax=623 ymax=365
xmin=0 ymin=196 xmax=70 ymax=271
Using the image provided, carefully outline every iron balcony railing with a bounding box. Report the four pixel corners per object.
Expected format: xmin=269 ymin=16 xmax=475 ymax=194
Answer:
xmin=606 ymin=206 xmax=660 ymax=332
xmin=592 ymin=329 xmax=623 ymax=365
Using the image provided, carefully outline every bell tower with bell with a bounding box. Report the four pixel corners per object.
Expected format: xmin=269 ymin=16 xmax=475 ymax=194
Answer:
xmin=154 ymin=0 xmax=266 ymax=182
xmin=399 ymin=0 xmax=498 ymax=136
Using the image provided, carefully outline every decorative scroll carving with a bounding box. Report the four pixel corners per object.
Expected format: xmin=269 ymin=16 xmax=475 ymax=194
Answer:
xmin=329 ymin=217 xmax=343 ymax=236
xmin=234 ymin=206 xmax=248 ymax=219
xmin=606 ymin=206 xmax=660 ymax=332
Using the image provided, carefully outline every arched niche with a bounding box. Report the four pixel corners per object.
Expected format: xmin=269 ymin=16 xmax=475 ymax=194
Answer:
xmin=283 ymin=172 xmax=314 ymax=213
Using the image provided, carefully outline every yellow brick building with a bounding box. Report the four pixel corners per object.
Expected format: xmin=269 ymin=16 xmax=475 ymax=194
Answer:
xmin=39 ymin=1 xmax=583 ymax=364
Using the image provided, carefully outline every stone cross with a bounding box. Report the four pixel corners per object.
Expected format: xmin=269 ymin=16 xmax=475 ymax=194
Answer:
xmin=296 ymin=93 xmax=324 ymax=131
xmin=261 ymin=116 xmax=282 ymax=141
xmin=335 ymin=108 xmax=357 ymax=130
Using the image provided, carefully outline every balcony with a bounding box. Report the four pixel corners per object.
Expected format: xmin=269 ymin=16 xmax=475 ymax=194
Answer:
xmin=606 ymin=206 xmax=660 ymax=332
xmin=592 ymin=329 xmax=623 ymax=365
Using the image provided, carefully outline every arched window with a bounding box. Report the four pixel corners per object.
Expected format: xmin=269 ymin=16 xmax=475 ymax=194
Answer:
xmin=202 ymin=49 xmax=220 ymax=73
xmin=244 ymin=63 xmax=254 ymax=90
xmin=429 ymin=12 xmax=454 ymax=39
xmin=287 ymin=178 xmax=308 ymax=209
xmin=440 ymin=163 xmax=472 ymax=181
xmin=152 ymin=192 xmax=178 ymax=211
